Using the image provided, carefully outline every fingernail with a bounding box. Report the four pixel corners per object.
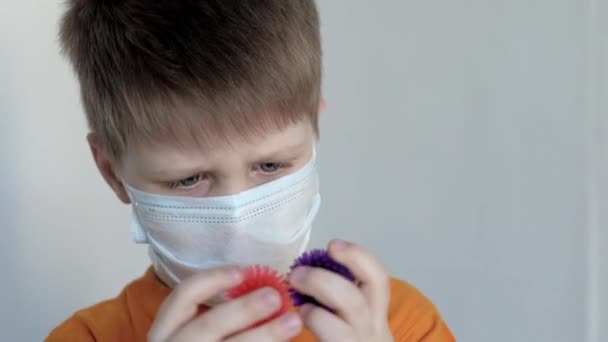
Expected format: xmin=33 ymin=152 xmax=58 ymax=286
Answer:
xmin=332 ymin=239 xmax=348 ymax=251
xmin=290 ymin=267 xmax=309 ymax=283
xmin=260 ymin=288 xmax=279 ymax=306
xmin=282 ymin=313 xmax=301 ymax=332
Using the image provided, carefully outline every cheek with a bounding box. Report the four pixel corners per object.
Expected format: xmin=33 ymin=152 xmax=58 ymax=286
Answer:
xmin=297 ymin=148 xmax=315 ymax=168
xmin=116 ymin=168 xmax=143 ymax=191
xmin=137 ymin=182 xmax=170 ymax=195
xmin=174 ymin=178 xmax=214 ymax=197
xmin=116 ymin=166 xmax=163 ymax=196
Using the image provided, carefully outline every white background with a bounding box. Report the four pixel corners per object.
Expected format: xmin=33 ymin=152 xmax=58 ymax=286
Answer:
xmin=0 ymin=1 xmax=606 ymax=341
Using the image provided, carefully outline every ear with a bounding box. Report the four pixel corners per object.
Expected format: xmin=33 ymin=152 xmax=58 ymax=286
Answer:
xmin=318 ymin=98 xmax=326 ymax=113
xmin=87 ymin=133 xmax=131 ymax=204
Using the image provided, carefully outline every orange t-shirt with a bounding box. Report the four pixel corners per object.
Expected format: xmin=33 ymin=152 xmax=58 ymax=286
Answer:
xmin=47 ymin=267 xmax=455 ymax=341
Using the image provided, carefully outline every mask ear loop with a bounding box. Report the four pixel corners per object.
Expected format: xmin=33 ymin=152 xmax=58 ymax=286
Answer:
xmin=148 ymin=246 xmax=181 ymax=287
xmin=123 ymin=183 xmax=149 ymax=243
xmin=297 ymin=193 xmax=320 ymax=250
xmin=295 ymin=147 xmax=319 ymax=253
xmin=129 ymin=206 xmax=149 ymax=243
xmin=283 ymin=190 xmax=321 ymax=244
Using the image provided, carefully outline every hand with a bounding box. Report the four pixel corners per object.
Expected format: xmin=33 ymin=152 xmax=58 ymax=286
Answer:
xmin=148 ymin=266 xmax=302 ymax=342
xmin=289 ymin=240 xmax=394 ymax=342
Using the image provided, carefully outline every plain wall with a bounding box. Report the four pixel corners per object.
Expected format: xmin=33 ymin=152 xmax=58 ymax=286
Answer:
xmin=1 ymin=1 xmax=606 ymax=341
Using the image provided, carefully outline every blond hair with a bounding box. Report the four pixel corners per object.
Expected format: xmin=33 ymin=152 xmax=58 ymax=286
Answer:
xmin=59 ymin=0 xmax=321 ymax=160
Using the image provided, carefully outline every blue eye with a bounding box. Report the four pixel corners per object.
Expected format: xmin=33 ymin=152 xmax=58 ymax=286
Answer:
xmin=258 ymin=162 xmax=283 ymax=173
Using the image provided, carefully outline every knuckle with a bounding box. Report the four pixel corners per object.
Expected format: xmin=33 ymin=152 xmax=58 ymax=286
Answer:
xmin=304 ymin=306 xmax=325 ymax=326
xmin=196 ymin=267 xmax=229 ymax=286
xmin=344 ymin=244 xmax=365 ymax=263
xmin=196 ymin=309 xmax=228 ymax=335
xmin=348 ymin=242 xmax=362 ymax=253
xmin=376 ymin=258 xmax=389 ymax=275
xmin=348 ymin=292 xmax=368 ymax=313
xmin=341 ymin=241 xmax=364 ymax=258
xmin=171 ymin=282 xmax=192 ymax=301
xmin=373 ymin=321 xmax=392 ymax=337
xmin=265 ymin=319 xmax=295 ymax=339
xmin=379 ymin=268 xmax=391 ymax=288
xmin=307 ymin=268 xmax=326 ymax=284
xmin=198 ymin=314 xmax=220 ymax=332
xmin=208 ymin=266 xmax=232 ymax=279
xmin=301 ymin=268 xmax=327 ymax=292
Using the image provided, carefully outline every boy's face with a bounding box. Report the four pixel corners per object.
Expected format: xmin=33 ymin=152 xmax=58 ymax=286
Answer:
xmin=90 ymin=117 xmax=318 ymax=203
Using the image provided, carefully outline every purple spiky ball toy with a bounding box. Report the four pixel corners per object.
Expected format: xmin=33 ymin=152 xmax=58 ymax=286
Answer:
xmin=289 ymin=249 xmax=356 ymax=308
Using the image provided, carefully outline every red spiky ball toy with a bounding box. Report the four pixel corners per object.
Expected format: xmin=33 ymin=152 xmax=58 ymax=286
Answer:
xmin=226 ymin=265 xmax=291 ymax=328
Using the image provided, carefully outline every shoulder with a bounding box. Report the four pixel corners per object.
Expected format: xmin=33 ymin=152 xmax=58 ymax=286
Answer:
xmin=46 ymin=295 xmax=132 ymax=342
xmin=388 ymin=277 xmax=456 ymax=341
xmin=46 ymin=313 xmax=94 ymax=341
xmin=46 ymin=267 xmax=167 ymax=342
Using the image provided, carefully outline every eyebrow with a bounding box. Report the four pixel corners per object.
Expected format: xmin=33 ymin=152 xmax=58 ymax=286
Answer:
xmin=252 ymin=141 xmax=308 ymax=161
xmin=144 ymin=163 xmax=210 ymax=180
xmin=143 ymin=140 xmax=309 ymax=180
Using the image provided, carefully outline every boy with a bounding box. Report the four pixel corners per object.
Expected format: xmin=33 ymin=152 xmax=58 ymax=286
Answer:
xmin=48 ymin=1 xmax=455 ymax=341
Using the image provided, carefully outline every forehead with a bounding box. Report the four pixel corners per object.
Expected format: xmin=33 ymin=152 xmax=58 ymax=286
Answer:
xmin=123 ymin=119 xmax=315 ymax=166
xmin=118 ymin=90 xmax=317 ymax=157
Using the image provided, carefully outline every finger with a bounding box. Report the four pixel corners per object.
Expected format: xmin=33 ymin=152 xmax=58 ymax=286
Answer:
xmin=148 ymin=266 xmax=242 ymax=341
xmin=224 ymin=312 xmax=302 ymax=342
xmin=289 ymin=266 xmax=370 ymax=328
xmin=298 ymin=304 xmax=355 ymax=342
xmin=328 ymin=240 xmax=391 ymax=315
xmin=177 ymin=287 xmax=282 ymax=340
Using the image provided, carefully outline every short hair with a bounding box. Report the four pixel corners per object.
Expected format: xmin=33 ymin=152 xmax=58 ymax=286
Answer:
xmin=59 ymin=0 xmax=321 ymax=160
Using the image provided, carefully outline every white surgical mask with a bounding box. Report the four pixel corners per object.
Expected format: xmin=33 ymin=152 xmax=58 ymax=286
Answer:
xmin=125 ymin=156 xmax=320 ymax=289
